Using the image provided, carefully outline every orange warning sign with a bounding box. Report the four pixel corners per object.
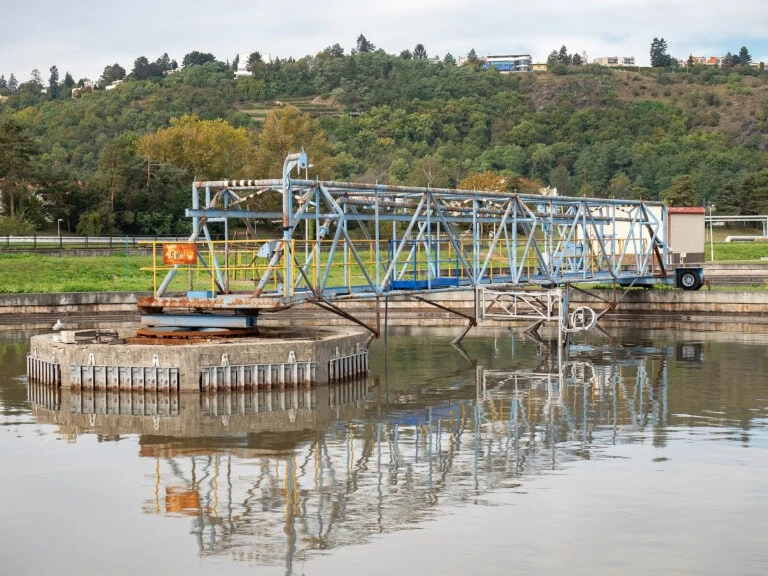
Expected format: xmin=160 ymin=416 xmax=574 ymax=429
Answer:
xmin=163 ymin=243 xmax=197 ymax=265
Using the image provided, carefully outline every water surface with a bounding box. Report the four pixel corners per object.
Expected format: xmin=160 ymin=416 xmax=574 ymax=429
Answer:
xmin=1 ymin=328 xmax=768 ymax=575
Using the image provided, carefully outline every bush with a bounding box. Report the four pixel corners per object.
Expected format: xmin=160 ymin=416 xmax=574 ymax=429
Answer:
xmin=0 ymin=215 xmax=35 ymax=235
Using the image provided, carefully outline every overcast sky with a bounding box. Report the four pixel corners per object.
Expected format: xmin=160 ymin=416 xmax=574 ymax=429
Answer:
xmin=2 ymin=0 xmax=768 ymax=82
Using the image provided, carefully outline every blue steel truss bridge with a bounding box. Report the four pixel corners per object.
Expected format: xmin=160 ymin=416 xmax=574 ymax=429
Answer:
xmin=138 ymin=153 xmax=703 ymax=338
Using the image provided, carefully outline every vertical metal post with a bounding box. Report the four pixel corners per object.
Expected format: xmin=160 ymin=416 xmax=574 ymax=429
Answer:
xmin=472 ymin=198 xmax=479 ymax=282
xmin=343 ymin=202 xmax=349 ymax=290
xmin=375 ymin=186 xmax=380 ymax=290
xmin=708 ymin=205 xmax=715 ymax=262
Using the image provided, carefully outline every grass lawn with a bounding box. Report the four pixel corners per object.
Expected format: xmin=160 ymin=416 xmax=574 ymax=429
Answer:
xmin=0 ymin=253 xmax=156 ymax=293
xmin=2 ymin=238 xmax=768 ymax=294
xmin=710 ymin=241 xmax=768 ymax=262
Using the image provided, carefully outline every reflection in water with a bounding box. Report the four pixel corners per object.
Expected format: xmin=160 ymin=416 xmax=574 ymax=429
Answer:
xmin=7 ymin=335 xmax=768 ymax=573
xmin=22 ymin=336 xmax=716 ymax=573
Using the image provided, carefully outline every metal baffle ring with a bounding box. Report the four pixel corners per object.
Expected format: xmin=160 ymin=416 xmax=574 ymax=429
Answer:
xmin=569 ymin=306 xmax=597 ymax=331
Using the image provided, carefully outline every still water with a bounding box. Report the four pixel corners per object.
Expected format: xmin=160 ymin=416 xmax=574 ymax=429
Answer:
xmin=1 ymin=327 xmax=768 ymax=575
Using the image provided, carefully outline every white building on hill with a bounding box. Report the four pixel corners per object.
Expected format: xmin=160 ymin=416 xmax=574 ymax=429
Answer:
xmin=234 ymin=53 xmax=250 ymax=78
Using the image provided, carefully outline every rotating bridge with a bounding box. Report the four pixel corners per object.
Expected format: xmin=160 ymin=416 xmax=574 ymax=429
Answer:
xmin=138 ymin=152 xmax=700 ymax=336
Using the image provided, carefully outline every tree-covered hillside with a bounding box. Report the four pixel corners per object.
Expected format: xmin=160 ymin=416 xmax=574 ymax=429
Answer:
xmin=2 ymin=49 xmax=768 ymax=236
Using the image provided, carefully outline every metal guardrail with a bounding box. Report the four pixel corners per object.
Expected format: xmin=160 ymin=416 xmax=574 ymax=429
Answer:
xmin=0 ymin=235 xmax=189 ymax=250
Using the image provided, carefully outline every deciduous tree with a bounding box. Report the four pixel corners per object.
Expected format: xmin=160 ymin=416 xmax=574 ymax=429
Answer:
xmin=252 ymin=106 xmax=332 ymax=179
xmin=413 ymin=44 xmax=428 ymax=60
xmin=136 ymin=115 xmax=255 ymax=180
xmin=458 ymin=171 xmax=509 ymax=192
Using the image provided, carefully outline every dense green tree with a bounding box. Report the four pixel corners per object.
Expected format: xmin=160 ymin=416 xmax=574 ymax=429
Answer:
xmin=731 ymin=170 xmax=768 ymax=214
xmin=182 ymin=51 xmax=216 ymax=67
xmin=131 ymin=56 xmax=164 ymax=80
xmin=466 ymin=48 xmax=480 ymax=67
xmin=547 ymin=51 xmax=559 ymax=68
xmin=356 ymin=35 xmax=375 ymax=54
xmin=317 ymin=44 xmax=344 ymax=59
xmin=662 ymin=174 xmax=699 ymax=206
xmin=572 ymin=53 xmax=583 ymax=66
xmin=558 ymin=46 xmax=571 ymax=65
xmin=399 ymin=50 xmax=412 ymax=60
xmin=48 ymin=66 xmax=60 ymax=100
xmin=246 ymin=51 xmax=266 ymax=79
xmin=413 ymin=44 xmax=428 ymax=60
xmin=550 ymin=164 xmax=573 ymax=195
xmin=99 ymin=63 xmax=126 ymax=87
xmin=443 ymin=53 xmax=456 ymax=66
xmin=157 ymin=53 xmax=173 ymax=72
xmin=650 ymin=37 xmax=672 ymax=67
xmin=247 ymin=51 xmax=262 ymax=68
xmin=738 ymin=46 xmax=752 ymax=66
xmin=7 ymin=73 xmax=17 ymax=93
xmin=0 ymin=119 xmax=37 ymax=217
xmin=608 ymin=172 xmax=632 ymax=198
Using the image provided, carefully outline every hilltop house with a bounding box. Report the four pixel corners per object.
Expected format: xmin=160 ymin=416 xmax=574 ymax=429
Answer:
xmin=593 ymin=56 xmax=636 ymax=67
xmin=234 ymin=53 xmax=250 ymax=79
xmin=483 ymin=54 xmax=532 ymax=73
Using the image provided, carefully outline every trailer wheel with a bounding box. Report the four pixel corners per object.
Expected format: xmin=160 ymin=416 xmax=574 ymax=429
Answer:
xmin=679 ymin=271 xmax=702 ymax=291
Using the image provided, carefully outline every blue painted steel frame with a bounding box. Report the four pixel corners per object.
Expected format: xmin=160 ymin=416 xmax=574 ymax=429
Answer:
xmin=146 ymin=155 xmax=672 ymax=319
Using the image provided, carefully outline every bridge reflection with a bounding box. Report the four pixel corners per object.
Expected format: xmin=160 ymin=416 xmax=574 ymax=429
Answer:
xmin=28 ymin=340 xmax=688 ymax=573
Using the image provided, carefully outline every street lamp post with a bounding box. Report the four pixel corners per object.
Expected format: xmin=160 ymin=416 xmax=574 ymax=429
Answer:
xmin=57 ymin=218 xmax=63 ymax=249
xmin=708 ymin=205 xmax=715 ymax=262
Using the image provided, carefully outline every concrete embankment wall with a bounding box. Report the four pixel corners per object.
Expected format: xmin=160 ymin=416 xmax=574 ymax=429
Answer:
xmin=0 ymin=292 xmax=147 ymax=315
xmin=3 ymin=286 xmax=768 ymax=333
xmin=704 ymin=263 xmax=768 ymax=287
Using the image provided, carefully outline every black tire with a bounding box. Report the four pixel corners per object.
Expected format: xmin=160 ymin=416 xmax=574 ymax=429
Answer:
xmin=679 ymin=271 xmax=702 ymax=291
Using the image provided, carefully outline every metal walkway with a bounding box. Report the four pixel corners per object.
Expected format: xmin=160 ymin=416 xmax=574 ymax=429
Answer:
xmin=138 ymin=152 xmax=689 ymax=333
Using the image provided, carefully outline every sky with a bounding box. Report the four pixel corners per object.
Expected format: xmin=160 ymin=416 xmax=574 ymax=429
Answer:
xmin=2 ymin=0 xmax=768 ymax=82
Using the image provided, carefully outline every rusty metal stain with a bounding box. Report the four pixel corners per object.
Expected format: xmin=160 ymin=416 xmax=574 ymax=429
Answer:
xmin=127 ymin=326 xmax=263 ymax=344
xmin=162 ymin=243 xmax=197 ymax=265
xmin=139 ymin=294 xmax=288 ymax=311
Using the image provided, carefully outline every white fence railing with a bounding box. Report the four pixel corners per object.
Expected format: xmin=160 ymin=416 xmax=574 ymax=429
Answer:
xmin=0 ymin=235 xmax=190 ymax=249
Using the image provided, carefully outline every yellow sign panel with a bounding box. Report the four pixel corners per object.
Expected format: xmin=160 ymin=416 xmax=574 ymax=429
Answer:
xmin=163 ymin=243 xmax=197 ymax=265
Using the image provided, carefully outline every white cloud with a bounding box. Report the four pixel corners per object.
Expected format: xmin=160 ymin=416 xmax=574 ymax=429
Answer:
xmin=2 ymin=0 xmax=768 ymax=80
